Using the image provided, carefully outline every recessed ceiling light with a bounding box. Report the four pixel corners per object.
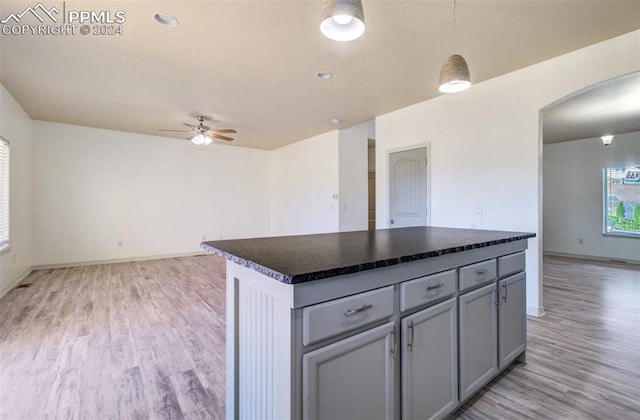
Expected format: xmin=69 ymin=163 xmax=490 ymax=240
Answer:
xmin=331 ymin=118 xmax=342 ymax=124
xmin=316 ymin=72 xmax=332 ymax=80
xmin=153 ymin=12 xmax=179 ymax=27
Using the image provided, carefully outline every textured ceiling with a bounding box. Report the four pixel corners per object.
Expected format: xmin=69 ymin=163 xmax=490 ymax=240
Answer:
xmin=543 ymin=72 xmax=640 ymax=144
xmin=0 ymin=1 xmax=639 ymax=150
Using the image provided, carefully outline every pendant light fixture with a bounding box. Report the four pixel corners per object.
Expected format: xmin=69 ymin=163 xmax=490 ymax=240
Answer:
xmin=439 ymin=0 xmax=471 ymax=93
xmin=320 ymin=0 xmax=365 ymax=42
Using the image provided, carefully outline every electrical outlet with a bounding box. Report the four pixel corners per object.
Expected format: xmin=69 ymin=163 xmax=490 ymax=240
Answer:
xmin=578 ymin=238 xmax=584 ymax=245
xmin=475 ymin=203 xmax=483 ymax=214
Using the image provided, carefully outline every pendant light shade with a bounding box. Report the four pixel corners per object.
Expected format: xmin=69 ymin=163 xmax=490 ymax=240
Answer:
xmin=439 ymin=0 xmax=471 ymax=93
xmin=439 ymin=54 xmax=471 ymax=93
xmin=320 ymin=0 xmax=365 ymax=42
xmin=601 ymin=135 xmax=614 ymax=147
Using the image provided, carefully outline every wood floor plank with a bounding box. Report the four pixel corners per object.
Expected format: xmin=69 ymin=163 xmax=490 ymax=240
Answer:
xmin=453 ymin=256 xmax=640 ymax=419
xmin=0 ymin=254 xmax=638 ymax=419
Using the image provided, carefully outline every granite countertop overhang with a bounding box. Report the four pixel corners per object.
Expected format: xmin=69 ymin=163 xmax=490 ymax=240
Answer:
xmin=201 ymin=227 xmax=536 ymax=285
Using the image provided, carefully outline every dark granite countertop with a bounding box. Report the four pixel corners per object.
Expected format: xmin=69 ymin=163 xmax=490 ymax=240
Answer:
xmin=201 ymin=227 xmax=535 ymax=284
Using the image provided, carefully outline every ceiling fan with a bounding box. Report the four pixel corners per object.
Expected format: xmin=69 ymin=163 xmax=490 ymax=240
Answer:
xmin=158 ymin=116 xmax=236 ymax=145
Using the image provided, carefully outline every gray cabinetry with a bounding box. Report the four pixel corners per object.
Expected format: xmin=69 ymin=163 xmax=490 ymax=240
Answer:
xmin=458 ymin=282 xmax=498 ymax=401
xmin=219 ymin=230 xmax=533 ymax=419
xmin=302 ymin=321 xmax=396 ymax=420
xmin=498 ymin=272 xmax=526 ymax=368
xmin=401 ymin=298 xmax=458 ymax=420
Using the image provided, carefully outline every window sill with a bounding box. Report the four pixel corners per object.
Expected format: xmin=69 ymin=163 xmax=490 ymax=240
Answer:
xmin=0 ymin=244 xmax=11 ymax=256
xmin=602 ymin=232 xmax=640 ymax=239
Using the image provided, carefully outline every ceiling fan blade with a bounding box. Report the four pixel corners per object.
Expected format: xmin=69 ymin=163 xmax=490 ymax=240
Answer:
xmin=158 ymin=129 xmax=192 ymax=132
xmin=211 ymin=133 xmax=234 ymax=142
xmin=210 ymin=129 xmax=237 ymax=134
xmin=182 ymin=122 xmax=195 ymax=128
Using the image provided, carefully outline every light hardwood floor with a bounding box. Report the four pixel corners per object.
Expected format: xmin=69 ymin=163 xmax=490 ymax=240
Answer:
xmin=0 ymin=256 xmax=227 ymax=420
xmin=0 ymin=255 xmax=638 ymax=419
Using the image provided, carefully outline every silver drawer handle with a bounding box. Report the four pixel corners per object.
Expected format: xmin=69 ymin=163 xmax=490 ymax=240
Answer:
xmin=345 ymin=304 xmax=373 ymax=317
xmin=476 ymin=269 xmax=489 ymax=275
xmin=426 ymin=282 xmax=444 ymax=291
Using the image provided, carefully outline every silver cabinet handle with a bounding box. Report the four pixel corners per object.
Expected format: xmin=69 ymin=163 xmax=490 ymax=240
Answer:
xmin=408 ymin=320 xmax=414 ymax=351
xmin=476 ymin=269 xmax=489 ymax=275
xmin=426 ymin=282 xmax=444 ymax=291
xmin=502 ymin=283 xmax=508 ymax=302
xmin=390 ymin=326 xmax=397 ymax=359
xmin=344 ymin=304 xmax=373 ymax=317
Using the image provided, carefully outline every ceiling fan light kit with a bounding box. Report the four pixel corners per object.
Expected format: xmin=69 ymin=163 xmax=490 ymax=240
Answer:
xmin=439 ymin=0 xmax=472 ymax=93
xmin=320 ymin=0 xmax=365 ymax=41
xmin=158 ymin=116 xmax=236 ymax=146
xmin=191 ymin=134 xmax=213 ymax=146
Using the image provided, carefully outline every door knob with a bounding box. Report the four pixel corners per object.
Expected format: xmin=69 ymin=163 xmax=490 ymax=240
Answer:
xmin=388 ymin=219 xmax=395 ymax=224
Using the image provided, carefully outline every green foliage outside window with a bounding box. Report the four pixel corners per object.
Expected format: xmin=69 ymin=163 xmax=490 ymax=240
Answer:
xmin=604 ymin=166 xmax=640 ymax=237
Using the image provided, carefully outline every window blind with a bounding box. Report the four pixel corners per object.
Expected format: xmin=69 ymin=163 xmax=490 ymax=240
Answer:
xmin=0 ymin=137 xmax=9 ymax=249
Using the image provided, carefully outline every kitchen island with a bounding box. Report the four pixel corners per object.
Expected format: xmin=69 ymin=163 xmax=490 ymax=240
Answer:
xmin=202 ymin=227 xmax=536 ymax=420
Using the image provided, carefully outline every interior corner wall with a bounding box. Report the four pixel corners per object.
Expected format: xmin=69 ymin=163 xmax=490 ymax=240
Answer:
xmin=339 ymin=122 xmax=369 ymax=232
xmin=0 ymin=84 xmax=34 ymax=296
xmin=543 ymin=132 xmax=640 ymax=262
xmin=31 ymin=121 xmax=271 ymax=266
xmin=375 ymin=30 xmax=640 ymax=316
xmin=270 ymin=131 xmax=339 ymax=236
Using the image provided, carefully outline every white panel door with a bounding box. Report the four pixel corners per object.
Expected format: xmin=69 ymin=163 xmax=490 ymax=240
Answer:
xmin=388 ymin=147 xmax=428 ymax=228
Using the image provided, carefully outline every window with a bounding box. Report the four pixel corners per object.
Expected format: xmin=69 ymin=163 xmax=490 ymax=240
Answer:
xmin=603 ymin=165 xmax=640 ymax=237
xmin=0 ymin=137 xmax=8 ymax=250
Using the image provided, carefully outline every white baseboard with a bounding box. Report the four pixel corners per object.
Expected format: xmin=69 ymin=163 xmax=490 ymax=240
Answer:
xmin=527 ymin=306 xmax=545 ymax=317
xmin=32 ymin=251 xmax=209 ymax=270
xmin=543 ymin=251 xmax=640 ymax=265
xmin=0 ymin=266 xmax=34 ymax=299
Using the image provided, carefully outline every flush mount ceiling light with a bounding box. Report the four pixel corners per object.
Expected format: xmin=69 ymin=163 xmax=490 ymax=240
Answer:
xmin=316 ymin=71 xmax=332 ymax=80
xmin=153 ymin=12 xmax=179 ymax=27
xmin=601 ymin=135 xmax=614 ymax=147
xmin=320 ymin=0 xmax=365 ymax=42
xmin=439 ymin=0 xmax=471 ymax=93
xmin=331 ymin=118 xmax=343 ymax=124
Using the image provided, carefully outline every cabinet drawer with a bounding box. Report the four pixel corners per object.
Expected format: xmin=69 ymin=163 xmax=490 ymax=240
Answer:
xmin=459 ymin=259 xmax=497 ymax=292
xmin=303 ymin=286 xmax=394 ymax=346
xmin=498 ymin=251 xmax=525 ymax=277
xmin=400 ymin=269 xmax=456 ymax=312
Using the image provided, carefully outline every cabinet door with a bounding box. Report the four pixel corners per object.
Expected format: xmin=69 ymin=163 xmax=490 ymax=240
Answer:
xmin=498 ymin=272 xmax=526 ymax=369
xmin=459 ymin=282 xmax=498 ymax=401
xmin=303 ymin=321 xmax=396 ymax=420
xmin=402 ymin=298 xmax=457 ymax=420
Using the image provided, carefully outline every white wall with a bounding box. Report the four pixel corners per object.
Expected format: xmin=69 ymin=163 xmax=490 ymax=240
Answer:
xmin=0 ymin=84 xmax=34 ymax=295
xmin=339 ymin=122 xmax=369 ymax=232
xmin=271 ymin=131 xmax=340 ymax=235
xmin=375 ymin=30 xmax=640 ymax=316
xmin=32 ymin=121 xmax=271 ymax=266
xmin=544 ymin=132 xmax=640 ymax=261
